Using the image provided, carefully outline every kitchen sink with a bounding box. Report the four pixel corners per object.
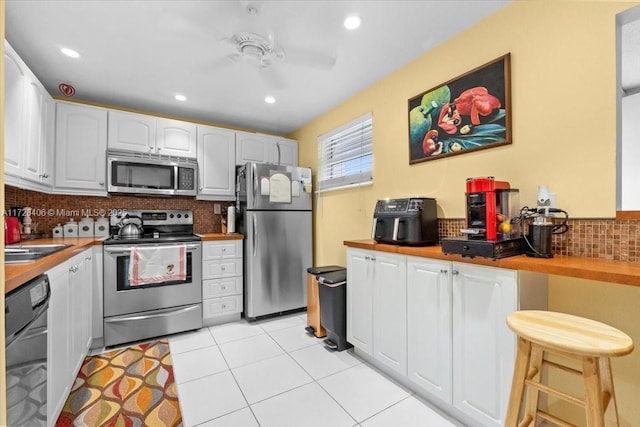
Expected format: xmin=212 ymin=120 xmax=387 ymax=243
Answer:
xmin=5 ymin=244 xmax=72 ymax=263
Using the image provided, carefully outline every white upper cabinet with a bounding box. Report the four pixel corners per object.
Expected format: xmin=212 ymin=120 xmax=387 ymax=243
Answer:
xmin=107 ymin=110 xmax=197 ymax=158
xmin=107 ymin=110 xmax=156 ymax=153
xmin=156 ymin=118 xmax=197 ymax=158
xmin=197 ymin=125 xmax=236 ymax=200
xmin=268 ymin=137 xmax=298 ymax=166
xmin=4 ymin=40 xmax=27 ymax=178
xmin=4 ymin=40 xmax=54 ymax=190
xmin=54 ymin=102 xmax=108 ymax=195
xmin=236 ymin=131 xmax=298 ymax=166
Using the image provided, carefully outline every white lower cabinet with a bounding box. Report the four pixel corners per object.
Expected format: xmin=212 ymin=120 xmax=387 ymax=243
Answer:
xmin=47 ymin=249 xmax=94 ymax=426
xmin=346 ymin=248 xmax=547 ymax=427
xmin=202 ymin=240 xmax=243 ymax=326
xmin=407 ymin=256 xmax=453 ymax=404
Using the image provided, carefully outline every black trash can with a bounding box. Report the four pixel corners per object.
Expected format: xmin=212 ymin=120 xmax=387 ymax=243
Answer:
xmin=318 ymin=269 xmax=352 ymax=351
xmin=306 ymin=266 xmax=345 ymax=338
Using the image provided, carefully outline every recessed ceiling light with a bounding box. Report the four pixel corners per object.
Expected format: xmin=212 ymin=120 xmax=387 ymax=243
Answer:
xmin=60 ymin=47 xmax=80 ymax=58
xmin=344 ymin=15 xmax=361 ymax=30
xmin=175 ymin=94 xmax=187 ymax=102
xmin=265 ymin=96 xmax=276 ymax=104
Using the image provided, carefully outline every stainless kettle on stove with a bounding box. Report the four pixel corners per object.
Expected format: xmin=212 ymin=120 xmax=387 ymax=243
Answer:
xmin=118 ymin=214 xmax=144 ymax=238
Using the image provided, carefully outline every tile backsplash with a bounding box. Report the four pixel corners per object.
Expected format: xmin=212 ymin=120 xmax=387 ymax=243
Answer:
xmin=5 ymin=186 xmax=233 ymax=235
xmin=439 ymin=218 xmax=640 ymax=262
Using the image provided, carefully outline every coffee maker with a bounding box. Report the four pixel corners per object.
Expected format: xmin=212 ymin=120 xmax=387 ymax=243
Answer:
xmin=441 ymin=177 xmax=524 ymax=259
xmin=372 ymin=198 xmax=438 ymax=246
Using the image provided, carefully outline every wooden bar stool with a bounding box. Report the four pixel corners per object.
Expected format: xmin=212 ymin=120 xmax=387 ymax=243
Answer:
xmin=505 ymin=310 xmax=633 ymax=427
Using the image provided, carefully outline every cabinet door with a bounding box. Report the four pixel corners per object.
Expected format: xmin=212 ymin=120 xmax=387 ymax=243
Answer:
xmin=197 ymin=125 xmax=236 ymax=199
xmin=4 ymin=42 xmax=27 ymax=178
xmin=452 ymin=262 xmax=517 ymax=427
xmin=372 ymin=252 xmax=407 ymax=375
xmin=346 ymin=248 xmax=373 ymax=354
xmin=54 ymin=102 xmax=108 ymax=194
xmin=407 ymin=256 xmax=453 ymax=403
xmin=156 ymin=118 xmax=197 ymax=158
xmin=68 ymin=254 xmax=88 ymax=379
xmin=267 ymin=137 xmax=298 ymax=166
xmin=90 ymin=246 xmax=104 ymax=348
xmin=107 ymin=110 xmax=156 ymax=153
xmin=47 ymin=261 xmax=71 ymax=425
xmin=236 ymin=131 xmax=268 ymax=164
xmin=23 ymin=76 xmax=53 ymax=185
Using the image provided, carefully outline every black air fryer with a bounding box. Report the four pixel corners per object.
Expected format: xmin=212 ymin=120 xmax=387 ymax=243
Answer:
xmin=372 ymin=198 xmax=438 ymax=246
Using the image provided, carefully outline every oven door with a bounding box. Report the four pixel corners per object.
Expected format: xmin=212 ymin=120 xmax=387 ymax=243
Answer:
xmin=103 ymin=242 xmax=202 ymax=317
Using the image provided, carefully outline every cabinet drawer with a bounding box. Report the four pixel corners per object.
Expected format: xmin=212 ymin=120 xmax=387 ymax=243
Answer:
xmin=203 ymin=277 xmax=242 ymax=299
xmin=203 ymin=295 xmax=242 ymax=318
xmin=203 ymin=240 xmax=242 ymax=260
xmin=202 ymin=258 xmax=242 ymax=279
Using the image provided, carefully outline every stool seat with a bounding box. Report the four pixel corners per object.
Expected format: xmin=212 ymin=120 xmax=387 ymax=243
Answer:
xmin=507 ymin=310 xmax=634 ymax=358
xmin=505 ymin=310 xmax=634 ymax=427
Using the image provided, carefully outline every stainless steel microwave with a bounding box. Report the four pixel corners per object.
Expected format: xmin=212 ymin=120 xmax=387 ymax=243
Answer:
xmin=107 ymin=151 xmax=197 ymax=196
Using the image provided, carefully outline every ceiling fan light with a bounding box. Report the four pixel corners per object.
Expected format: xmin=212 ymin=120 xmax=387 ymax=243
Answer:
xmin=344 ymin=15 xmax=361 ymax=30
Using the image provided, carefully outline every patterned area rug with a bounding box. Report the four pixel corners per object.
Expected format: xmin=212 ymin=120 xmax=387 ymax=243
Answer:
xmin=56 ymin=340 xmax=182 ymax=427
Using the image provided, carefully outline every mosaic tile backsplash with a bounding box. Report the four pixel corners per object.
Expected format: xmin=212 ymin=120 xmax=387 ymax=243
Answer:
xmin=7 ymin=186 xmax=640 ymax=262
xmin=439 ymin=218 xmax=640 ymax=262
xmin=5 ymin=186 xmax=233 ymax=235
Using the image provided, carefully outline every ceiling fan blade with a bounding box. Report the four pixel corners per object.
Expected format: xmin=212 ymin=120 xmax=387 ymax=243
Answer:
xmin=259 ymin=67 xmax=287 ymax=90
xmin=284 ymin=47 xmax=336 ymax=70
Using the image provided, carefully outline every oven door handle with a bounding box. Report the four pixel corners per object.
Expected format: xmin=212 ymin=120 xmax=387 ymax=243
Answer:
xmin=104 ymin=244 xmax=201 ymax=255
xmin=104 ymin=304 xmax=200 ymax=323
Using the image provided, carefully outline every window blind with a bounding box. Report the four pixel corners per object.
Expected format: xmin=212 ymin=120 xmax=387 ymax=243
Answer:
xmin=317 ymin=112 xmax=373 ymax=192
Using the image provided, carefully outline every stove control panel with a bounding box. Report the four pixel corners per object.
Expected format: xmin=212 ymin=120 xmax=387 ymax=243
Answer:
xmin=110 ymin=209 xmax=194 ymax=226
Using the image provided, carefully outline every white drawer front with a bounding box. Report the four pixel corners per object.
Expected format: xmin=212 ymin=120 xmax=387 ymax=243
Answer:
xmin=203 ymin=240 xmax=242 ymax=260
xmin=203 ymin=295 xmax=242 ymax=317
xmin=203 ymin=258 xmax=242 ymax=279
xmin=203 ymin=277 xmax=242 ymax=299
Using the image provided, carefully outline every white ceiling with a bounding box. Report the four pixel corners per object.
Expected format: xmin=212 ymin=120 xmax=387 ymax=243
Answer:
xmin=5 ymin=0 xmax=512 ymax=135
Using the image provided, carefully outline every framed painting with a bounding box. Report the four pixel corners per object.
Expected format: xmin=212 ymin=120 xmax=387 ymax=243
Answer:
xmin=408 ymin=53 xmax=511 ymax=164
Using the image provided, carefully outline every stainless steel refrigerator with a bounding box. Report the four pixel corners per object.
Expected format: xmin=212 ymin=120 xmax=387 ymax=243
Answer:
xmin=237 ymin=162 xmax=313 ymax=320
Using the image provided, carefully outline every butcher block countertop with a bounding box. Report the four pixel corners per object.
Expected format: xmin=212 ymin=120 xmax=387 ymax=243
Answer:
xmin=5 ymin=237 xmax=102 ymax=294
xmin=344 ymin=239 xmax=640 ymax=288
xmin=199 ymin=233 xmax=244 ymax=241
xmin=5 ymin=233 xmax=244 ymax=294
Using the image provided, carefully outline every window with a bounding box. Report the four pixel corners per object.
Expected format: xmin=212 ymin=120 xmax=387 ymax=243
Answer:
xmin=317 ymin=112 xmax=373 ymax=192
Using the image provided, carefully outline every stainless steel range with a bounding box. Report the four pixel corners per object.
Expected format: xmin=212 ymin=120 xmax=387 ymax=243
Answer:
xmin=103 ymin=209 xmax=202 ymax=347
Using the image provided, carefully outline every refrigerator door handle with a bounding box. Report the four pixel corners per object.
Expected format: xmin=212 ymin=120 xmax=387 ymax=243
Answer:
xmin=252 ymin=163 xmax=258 ymax=207
xmin=276 ymin=142 xmax=281 ymax=165
xmin=253 ymin=214 xmax=257 ymax=257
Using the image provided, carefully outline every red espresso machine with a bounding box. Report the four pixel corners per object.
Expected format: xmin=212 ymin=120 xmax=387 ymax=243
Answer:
xmin=441 ymin=177 xmax=524 ymax=259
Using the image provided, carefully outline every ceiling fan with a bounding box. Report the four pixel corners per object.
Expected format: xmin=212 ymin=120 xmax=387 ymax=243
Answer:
xmin=214 ymin=3 xmax=337 ymax=86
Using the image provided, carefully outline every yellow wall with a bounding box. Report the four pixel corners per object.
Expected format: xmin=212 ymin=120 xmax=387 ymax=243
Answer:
xmin=291 ymin=1 xmax=640 ymax=425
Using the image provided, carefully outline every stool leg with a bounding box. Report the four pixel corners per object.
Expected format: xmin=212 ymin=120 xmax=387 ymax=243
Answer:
xmin=583 ymin=356 xmax=605 ymax=427
xmin=598 ymin=357 xmax=620 ymax=427
xmin=522 ymin=344 xmax=544 ymax=424
xmin=506 ymin=337 xmax=532 ymax=427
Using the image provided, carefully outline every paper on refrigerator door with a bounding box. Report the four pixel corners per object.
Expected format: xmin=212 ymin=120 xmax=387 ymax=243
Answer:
xmin=269 ymin=172 xmax=292 ymax=203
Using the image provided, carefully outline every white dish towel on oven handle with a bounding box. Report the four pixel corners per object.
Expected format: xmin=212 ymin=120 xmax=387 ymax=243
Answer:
xmin=129 ymin=245 xmax=187 ymax=286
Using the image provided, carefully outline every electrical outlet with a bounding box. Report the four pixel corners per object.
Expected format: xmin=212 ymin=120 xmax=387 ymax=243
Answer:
xmin=214 ymin=204 xmax=221 ymax=214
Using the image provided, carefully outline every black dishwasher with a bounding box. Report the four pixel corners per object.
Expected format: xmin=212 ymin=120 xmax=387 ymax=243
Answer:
xmin=5 ymin=274 xmax=50 ymax=426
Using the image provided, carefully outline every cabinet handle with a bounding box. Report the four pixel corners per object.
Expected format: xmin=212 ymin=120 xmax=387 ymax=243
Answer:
xmin=370 ymin=257 xmax=376 ymax=261
xmin=221 ymin=285 xmax=226 ymax=290
xmin=221 ymin=266 xmax=226 ymax=271
xmin=99 ymin=182 xmax=104 ymax=186
xmin=365 ymin=256 xmax=370 ymax=261
xmin=440 ymin=269 xmax=448 ymax=274
xmin=222 ymin=248 xmax=226 ymax=252
xmin=452 ymin=270 xmax=459 ymax=275
xmin=69 ymin=265 xmax=78 ymax=273
xmin=85 ymin=256 xmax=92 ymax=261
xmin=222 ymin=304 xmax=227 ymax=309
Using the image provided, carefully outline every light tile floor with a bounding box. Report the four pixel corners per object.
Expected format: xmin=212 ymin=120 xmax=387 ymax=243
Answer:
xmin=168 ymin=312 xmax=464 ymax=427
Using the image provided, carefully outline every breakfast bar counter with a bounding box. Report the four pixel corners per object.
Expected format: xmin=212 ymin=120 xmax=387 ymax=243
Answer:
xmin=344 ymin=239 xmax=640 ymax=287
